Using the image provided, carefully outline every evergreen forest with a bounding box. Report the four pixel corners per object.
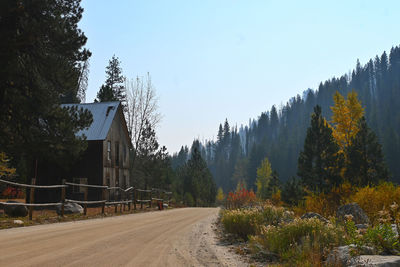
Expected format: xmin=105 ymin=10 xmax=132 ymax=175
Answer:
xmin=172 ymin=46 xmax=400 ymax=192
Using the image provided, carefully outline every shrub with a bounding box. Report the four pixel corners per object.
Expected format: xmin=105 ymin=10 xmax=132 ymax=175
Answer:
xmin=350 ymin=182 xmax=400 ymax=224
xmin=221 ymin=204 xmax=294 ymax=240
xmin=2 ymin=186 xmax=25 ymax=199
xmin=296 ymin=182 xmax=354 ymax=217
xmin=261 ymin=203 xmax=293 ymax=226
xmin=221 ymin=208 xmax=263 ymax=240
xmin=364 ymin=224 xmax=400 ymax=254
xmin=270 ymin=190 xmax=283 ymax=206
xmin=227 ymin=183 xmax=257 ymax=209
xmin=250 ymin=218 xmax=347 ymax=265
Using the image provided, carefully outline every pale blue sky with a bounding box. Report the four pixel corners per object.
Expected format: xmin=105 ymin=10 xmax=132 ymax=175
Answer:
xmin=80 ymin=0 xmax=400 ymax=153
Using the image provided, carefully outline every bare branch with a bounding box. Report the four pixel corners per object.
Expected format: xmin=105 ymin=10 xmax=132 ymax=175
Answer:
xmin=125 ymin=73 xmax=161 ymax=157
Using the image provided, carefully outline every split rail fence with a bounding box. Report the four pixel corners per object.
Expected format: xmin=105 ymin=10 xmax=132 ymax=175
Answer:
xmin=0 ymin=178 xmax=172 ymax=220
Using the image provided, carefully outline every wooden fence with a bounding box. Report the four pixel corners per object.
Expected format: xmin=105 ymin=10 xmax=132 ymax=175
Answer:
xmin=0 ymin=177 xmax=172 ymax=220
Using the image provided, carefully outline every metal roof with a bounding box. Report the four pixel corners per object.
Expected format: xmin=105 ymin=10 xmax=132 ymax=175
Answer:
xmin=61 ymin=101 xmax=120 ymax=141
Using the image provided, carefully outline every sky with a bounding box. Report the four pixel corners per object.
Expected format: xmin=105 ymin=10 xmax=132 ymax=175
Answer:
xmin=79 ymin=0 xmax=400 ymax=153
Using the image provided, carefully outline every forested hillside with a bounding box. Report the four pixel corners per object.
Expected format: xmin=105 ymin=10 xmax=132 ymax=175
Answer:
xmin=172 ymin=45 xmax=400 ymax=192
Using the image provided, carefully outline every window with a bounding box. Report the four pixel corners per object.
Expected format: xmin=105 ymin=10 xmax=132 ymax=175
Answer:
xmin=107 ymin=141 xmax=111 ymax=161
xmin=115 ymin=142 xmax=119 ymax=166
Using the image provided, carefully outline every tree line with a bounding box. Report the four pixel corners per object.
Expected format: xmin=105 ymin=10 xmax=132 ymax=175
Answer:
xmin=172 ymin=45 xmax=400 ymax=194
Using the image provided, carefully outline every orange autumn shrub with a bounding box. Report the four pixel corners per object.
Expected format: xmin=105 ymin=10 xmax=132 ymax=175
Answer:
xmin=2 ymin=186 xmax=25 ymax=199
xmin=227 ymin=183 xmax=257 ymax=209
xmin=350 ymin=182 xmax=400 ymax=224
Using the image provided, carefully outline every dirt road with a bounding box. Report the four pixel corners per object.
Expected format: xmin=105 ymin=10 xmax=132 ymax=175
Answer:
xmin=0 ymin=208 xmax=246 ymax=267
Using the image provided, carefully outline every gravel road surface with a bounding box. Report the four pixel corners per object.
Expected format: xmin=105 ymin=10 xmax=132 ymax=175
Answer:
xmin=0 ymin=207 xmax=246 ymax=267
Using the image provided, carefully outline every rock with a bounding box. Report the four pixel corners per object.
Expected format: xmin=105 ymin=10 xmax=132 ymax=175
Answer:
xmin=13 ymin=219 xmax=24 ymax=225
xmin=301 ymin=212 xmax=329 ymax=223
xmin=327 ymin=245 xmax=354 ymax=266
xmin=356 ymin=224 xmax=369 ymax=230
xmin=3 ymin=201 xmax=28 ymax=217
xmin=359 ymin=246 xmax=377 ymax=255
xmin=337 ymin=203 xmax=370 ymax=224
xmin=56 ymin=202 xmax=83 ymax=215
xmin=327 ymin=245 xmax=377 ymax=266
xmin=391 ymin=224 xmax=399 ymax=238
xmin=350 ymin=255 xmax=400 ymax=266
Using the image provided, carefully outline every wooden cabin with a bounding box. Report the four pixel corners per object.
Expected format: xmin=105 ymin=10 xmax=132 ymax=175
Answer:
xmin=62 ymin=101 xmax=132 ymax=200
xmin=34 ymin=101 xmax=132 ymax=203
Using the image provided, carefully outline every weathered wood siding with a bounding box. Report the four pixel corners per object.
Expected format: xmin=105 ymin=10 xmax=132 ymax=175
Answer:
xmin=102 ymin=106 xmax=130 ymax=191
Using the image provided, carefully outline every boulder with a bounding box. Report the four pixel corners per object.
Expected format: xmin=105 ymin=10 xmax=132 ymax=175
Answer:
xmin=337 ymin=203 xmax=369 ymax=224
xmin=56 ymin=202 xmax=83 ymax=215
xmin=351 ymin=255 xmax=400 ymax=266
xmin=13 ymin=219 xmax=24 ymax=225
xmin=328 ymin=246 xmax=400 ymax=266
xmin=327 ymin=245 xmax=354 ymax=266
xmin=301 ymin=212 xmax=329 ymax=223
xmin=3 ymin=201 xmax=28 ymax=217
xmin=327 ymin=245 xmax=375 ymax=266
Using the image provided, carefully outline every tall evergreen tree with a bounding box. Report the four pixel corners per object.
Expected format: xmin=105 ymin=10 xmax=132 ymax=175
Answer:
xmin=0 ymin=0 xmax=92 ymax=180
xmin=298 ymin=105 xmax=343 ymax=192
xmin=281 ymin=177 xmax=304 ymax=205
xmin=96 ymin=55 xmax=126 ymax=104
xmin=96 ymin=84 xmax=116 ymax=102
xmin=181 ymin=144 xmax=216 ymax=206
xmin=345 ymin=117 xmax=389 ymax=186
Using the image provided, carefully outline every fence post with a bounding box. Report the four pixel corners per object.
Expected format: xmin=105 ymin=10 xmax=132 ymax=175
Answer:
xmin=127 ymin=190 xmax=131 ymax=211
xmin=83 ymin=186 xmax=88 ymax=215
xmin=29 ymin=178 xmax=36 ymax=220
xmin=140 ymin=191 xmax=143 ymax=210
xmin=133 ymin=189 xmax=136 ymax=210
xmin=61 ymin=179 xmax=66 ymax=217
xmin=101 ymin=186 xmax=106 ymax=215
xmin=149 ymin=190 xmax=152 ymax=208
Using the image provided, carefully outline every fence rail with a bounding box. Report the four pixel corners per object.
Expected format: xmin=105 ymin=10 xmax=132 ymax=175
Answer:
xmin=0 ymin=178 xmax=67 ymax=189
xmin=0 ymin=177 xmax=172 ymax=220
xmin=65 ymin=182 xmax=108 ymax=189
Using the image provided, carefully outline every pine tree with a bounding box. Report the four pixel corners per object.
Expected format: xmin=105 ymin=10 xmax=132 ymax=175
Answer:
xmin=0 ymin=0 xmax=92 ymax=180
xmin=182 ymin=146 xmax=216 ymax=206
xmin=281 ymin=177 xmax=304 ymax=205
xmin=96 ymin=84 xmax=116 ymax=102
xmin=298 ymin=105 xmax=343 ymax=192
xmin=96 ymin=55 xmax=126 ymax=105
xmin=345 ymin=117 xmax=389 ymax=186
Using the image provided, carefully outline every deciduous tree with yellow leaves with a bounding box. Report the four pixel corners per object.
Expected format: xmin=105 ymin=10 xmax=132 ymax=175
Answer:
xmin=330 ymin=91 xmax=364 ymax=152
xmin=256 ymin=157 xmax=273 ymax=199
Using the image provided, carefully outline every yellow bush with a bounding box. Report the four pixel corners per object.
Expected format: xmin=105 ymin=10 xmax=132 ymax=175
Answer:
xmin=296 ymin=182 xmax=354 ymax=217
xmin=350 ymin=182 xmax=400 ymax=224
xmin=270 ymin=190 xmax=283 ymax=206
